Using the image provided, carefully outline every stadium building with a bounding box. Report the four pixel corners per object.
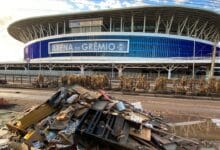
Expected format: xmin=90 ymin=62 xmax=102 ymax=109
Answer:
xmin=4 ymin=6 xmax=220 ymax=78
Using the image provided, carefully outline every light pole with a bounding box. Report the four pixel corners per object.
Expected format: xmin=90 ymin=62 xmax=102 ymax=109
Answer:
xmin=192 ymin=37 xmax=196 ymax=79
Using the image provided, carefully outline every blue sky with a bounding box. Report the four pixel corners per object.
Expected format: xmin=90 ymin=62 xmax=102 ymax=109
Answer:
xmin=0 ymin=0 xmax=219 ymax=62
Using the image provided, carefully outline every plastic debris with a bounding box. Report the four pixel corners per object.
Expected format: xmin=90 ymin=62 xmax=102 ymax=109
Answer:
xmin=131 ymin=102 xmax=143 ymax=111
xmin=66 ymin=94 xmax=78 ymax=104
xmin=211 ymin=118 xmax=220 ymax=127
xmin=115 ymin=101 xmax=126 ymax=111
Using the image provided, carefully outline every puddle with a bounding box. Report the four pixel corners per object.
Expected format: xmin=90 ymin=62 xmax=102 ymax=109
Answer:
xmin=0 ymin=104 xmax=17 ymax=109
xmin=170 ymin=119 xmax=220 ymax=140
xmin=0 ymin=110 xmax=20 ymax=128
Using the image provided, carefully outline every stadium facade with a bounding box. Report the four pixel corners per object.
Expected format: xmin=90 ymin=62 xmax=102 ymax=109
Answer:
xmin=6 ymin=6 xmax=220 ymax=78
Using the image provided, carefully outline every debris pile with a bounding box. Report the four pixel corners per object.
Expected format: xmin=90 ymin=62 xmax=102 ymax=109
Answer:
xmin=0 ymin=79 xmax=7 ymax=85
xmin=0 ymin=98 xmax=10 ymax=109
xmin=32 ymin=75 xmax=58 ymax=88
xmin=154 ymin=77 xmax=167 ymax=93
xmin=61 ymin=75 xmax=109 ymax=89
xmin=118 ymin=75 xmax=220 ymax=96
xmin=207 ymin=77 xmax=219 ymax=95
xmin=120 ymin=75 xmax=150 ymax=92
xmin=5 ymin=85 xmax=201 ymax=149
xmin=120 ymin=76 xmax=135 ymax=91
xmin=174 ymin=76 xmax=187 ymax=95
xmin=32 ymin=74 xmax=44 ymax=88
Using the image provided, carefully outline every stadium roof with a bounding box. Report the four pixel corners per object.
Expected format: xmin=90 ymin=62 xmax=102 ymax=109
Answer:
xmin=8 ymin=5 xmax=220 ymax=42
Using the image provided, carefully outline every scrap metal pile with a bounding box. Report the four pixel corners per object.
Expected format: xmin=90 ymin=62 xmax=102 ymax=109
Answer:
xmin=5 ymin=85 xmax=200 ymax=150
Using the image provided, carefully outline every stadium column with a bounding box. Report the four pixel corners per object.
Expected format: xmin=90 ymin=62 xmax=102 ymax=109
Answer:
xmin=48 ymin=24 xmax=52 ymax=36
xmin=48 ymin=64 xmax=55 ymax=72
xmin=80 ymin=65 xmax=85 ymax=75
xmin=155 ymin=15 xmax=161 ymax=33
xmin=63 ymin=21 xmax=66 ymax=34
xmin=206 ymin=66 xmax=210 ymax=80
xmin=143 ymin=15 xmax=146 ymax=32
xmin=120 ymin=17 xmax=123 ymax=32
xmin=4 ymin=65 xmax=8 ymax=81
xmin=168 ymin=69 xmax=172 ymax=79
xmin=116 ymin=65 xmax=124 ymax=77
xmin=4 ymin=65 xmax=7 ymax=70
xmin=24 ymin=66 xmax=27 ymax=70
xmin=110 ymin=17 xmax=112 ymax=32
xmin=56 ymin=23 xmax=59 ymax=35
xmin=131 ymin=15 xmax=134 ymax=32
xmin=118 ymin=68 xmax=123 ymax=77
xmin=157 ymin=69 xmax=161 ymax=77
xmin=165 ymin=65 xmax=176 ymax=79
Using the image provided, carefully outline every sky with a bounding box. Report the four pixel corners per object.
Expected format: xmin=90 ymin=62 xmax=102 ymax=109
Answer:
xmin=0 ymin=0 xmax=220 ymax=62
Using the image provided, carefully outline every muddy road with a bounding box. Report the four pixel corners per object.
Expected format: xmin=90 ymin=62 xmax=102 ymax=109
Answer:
xmin=0 ymin=88 xmax=220 ymax=121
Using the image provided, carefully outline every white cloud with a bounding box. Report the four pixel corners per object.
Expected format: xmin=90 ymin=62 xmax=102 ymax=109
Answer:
xmin=99 ymin=0 xmax=123 ymax=9
xmin=0 ymin=0 xmax=73 ymax=20
xmin=0 ymin=18 xmax=23 ymax=62
xmin=69 ymin=0 xmax=101 ymax=10
xmin=174 ymin=0 xmax=188 ymax=4
xmin=122 ymin=1 xmax=133 ymax=7
xmin=132 ymin=0 xmax=146 ymax=6
xmin=149 ymin=0 xmax=167 ymax=3
xmin=120 ymin=0 xmax=149 ymax=8
xmin=0 ymin=0 xmax=74 ymax=62
xmin=0 ymin=0 xmax=151 ymax=62
xmin=69 ymin=0 xmax=95 ymax=10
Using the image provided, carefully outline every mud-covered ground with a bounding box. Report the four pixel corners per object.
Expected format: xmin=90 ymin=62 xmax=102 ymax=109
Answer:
xmin=0 ymin=88 xmax=220 ymax=121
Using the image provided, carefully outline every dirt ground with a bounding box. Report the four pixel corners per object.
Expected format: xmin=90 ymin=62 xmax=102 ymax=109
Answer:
xmin=0 ymin=88 xmax=53 ymax=111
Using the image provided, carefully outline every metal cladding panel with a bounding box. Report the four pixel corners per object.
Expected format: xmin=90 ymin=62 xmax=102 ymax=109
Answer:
xmin=24 ymin=35 xmax=218 ymax=61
